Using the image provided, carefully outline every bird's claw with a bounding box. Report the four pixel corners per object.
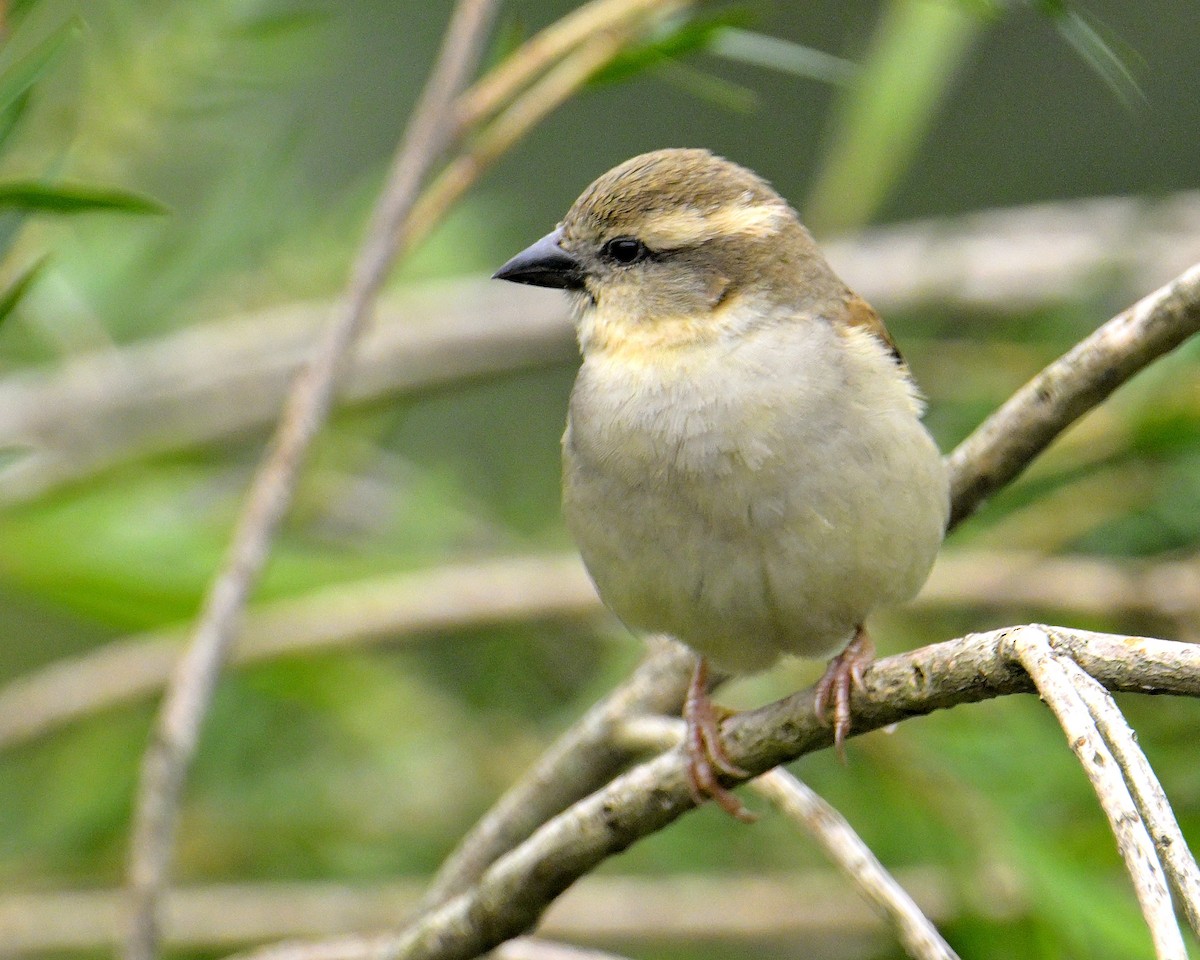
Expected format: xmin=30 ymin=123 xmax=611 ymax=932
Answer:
xmin=813 ymin=626 xmax=875 ymax=761
xmin=684 ymin=658 xmax=756 ymax=823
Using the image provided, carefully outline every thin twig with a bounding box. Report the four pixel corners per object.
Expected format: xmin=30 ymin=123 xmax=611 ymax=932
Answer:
xmin=400 ymin=4 xmax=686 ymax=258
xmin=0 ymin=554 xmax=600 ymax=751
xmin=1049 ymin=633 xmax=1200 ymax=938
xmin=458 ymin=0 xmax=672 ymax=128
xmin=0 ymin=869 xmax=1019 ymax=952
xmin=947 ymin=261 xmax=1200 ymax=527
xmin=614 ymin=716 xmax=960 ymax=960
xmin=121 ymin=5 xmax=501 ymax=960
xmin=1009 ymin=627 xmax=1185 ymax=960
xmin=3 ymin=193 xmax=1197 ymax=504
xmin=222 ymin=627 xmax=1200 ymax=960
xmin=756 ymin=770 xmax=959 ymax=960
xmin=6 ymin=543 xmax=1200 ymax=753
xmin=418 ymin=636 xmax=694 ymax=910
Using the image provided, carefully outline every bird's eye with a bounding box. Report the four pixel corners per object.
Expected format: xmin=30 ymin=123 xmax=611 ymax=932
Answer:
xmin=601 ymin=237 xmax=648 ymax=265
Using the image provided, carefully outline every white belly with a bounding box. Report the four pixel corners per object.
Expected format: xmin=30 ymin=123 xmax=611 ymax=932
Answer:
xmin=561 ymin=317 xmax=948 ymax=673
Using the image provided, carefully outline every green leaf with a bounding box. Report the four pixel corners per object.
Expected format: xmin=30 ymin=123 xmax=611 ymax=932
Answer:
xmin=653 ymin=59 xmax=757 ymax=112
xmin=709 ymin=28 xmax=858 ymax=86
xmin=589 ymin=8 xmax=754 ymax=87
xmin=1052 ymin=9 xmax=1143 ymax=107
xmin=0 ymin=255 xmax=45 ymax=327
xmin=0 ymin=17 xmax=82 ymax=117
xmin=0 ymin=181 xmax=166 ymax=215
xmin=232 ymin=10 xmax=331 ymax=41
xmin=0 ymin=88 xmax=33 ymax=156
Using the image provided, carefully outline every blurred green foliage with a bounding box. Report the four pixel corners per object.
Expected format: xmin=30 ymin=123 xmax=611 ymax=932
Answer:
xmin=0 ymin=1 xmax=1198 ymax=959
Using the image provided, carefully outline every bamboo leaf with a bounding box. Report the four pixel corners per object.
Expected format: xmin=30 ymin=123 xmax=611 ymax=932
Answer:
xmin=1051 ymin=8 xmax=1143 ymax=107
xmin=0 ymin=181 xmax=166 ymax=215
xmin=589 ymin=8 xmax=753 ymax=87
xmin=709 ymin=27 xmax=858 ymax=86
xmin=0 ymin=256 xmax=45 ymax=327
xmin=0 ymin=17 xmax=81 ymax=117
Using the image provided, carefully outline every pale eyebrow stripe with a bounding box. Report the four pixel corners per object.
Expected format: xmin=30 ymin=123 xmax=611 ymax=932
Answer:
xmin=640 ymin=202 xmax=787 ymax=248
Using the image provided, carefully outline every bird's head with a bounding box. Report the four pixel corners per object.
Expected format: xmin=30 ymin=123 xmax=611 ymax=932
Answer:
xmin=494 ymin=149 xmax=846 ymax=356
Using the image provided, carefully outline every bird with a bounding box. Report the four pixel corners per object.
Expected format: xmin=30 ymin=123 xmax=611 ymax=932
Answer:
xmin=493 ymin=148 xmax=948 ymax=820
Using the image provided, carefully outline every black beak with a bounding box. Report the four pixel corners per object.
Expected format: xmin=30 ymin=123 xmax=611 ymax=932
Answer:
xmin=492 ymin=228 xmax=584 ymax=290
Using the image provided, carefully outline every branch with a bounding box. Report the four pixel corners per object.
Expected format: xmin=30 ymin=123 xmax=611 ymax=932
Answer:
xmin=224 ymin=628 xmax=1200 ymax=960
xmin=1019 ymin=628 xmax=1200 ymax=940
xmin=417 ymin=636 xmax=694 ymax=909
xmin=2 ymin=193 xmax=1197 ymax=504
xmin=755 ymin=769 xmax=959 ymax=960
xmin=947 ymin=261 xmax=1200 ymax=527
xmin=0 ymin=871 xmax=1016 ymax=952
xmin=826 ymin=191 xmax=1200 ymax=312
xmin=1011 ymin=629 xmax=1187 ymax=959
xmin=121 ymin=5 xmax=501 ymax=959
xmin=615 ymin=716 xmax=959 ymax=960
xmin=4 ymin=545 xmax=1200 ymax=753
xmin=1069 ymin=682 xmax=1200 ymax=939
xmin=0 ymin=554 xmax=599 ymax=751
xmin=0 ymin=283 xmax=577 ymax=504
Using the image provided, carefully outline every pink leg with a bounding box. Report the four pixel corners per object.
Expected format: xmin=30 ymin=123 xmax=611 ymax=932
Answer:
xmin=813 ymin=625 xmax=875 ymax=761
xmin=683 ymin=657 xmax=755 ymax=822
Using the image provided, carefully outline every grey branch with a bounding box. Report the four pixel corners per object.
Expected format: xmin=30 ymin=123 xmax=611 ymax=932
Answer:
xmin=1037 ymin=631 xmax=1200 ymax=938
xmin=418 ymin=636 xmax=694 ymax=910
xmin=3 ymin=546 xmax=1200 ymax=753
xmin=615 ymin=715 xmax=960 ymax=960
xmin=1011 ymin=628 xmax=1188 ymax=959
xmin=947 ymin=261 xmax=1200 ymax=527
xmin=0 ymin=870 xmax=1017 ymax=955
xmin=0 ymin=284 xmax=577 ymax=504
xmin=120 ymin=4 xmax=501 ymax=960
xmin=0 ymin=554 xmax=600 ymax=751
xmin=1 ymin=192 xmax=1197 ymax=504
xmin=222 ymin=628 xmax=1199 ymax=960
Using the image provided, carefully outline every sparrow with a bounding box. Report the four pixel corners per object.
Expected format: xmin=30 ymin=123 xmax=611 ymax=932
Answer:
xmin=493 ymin=148 xmax=948 ymax=820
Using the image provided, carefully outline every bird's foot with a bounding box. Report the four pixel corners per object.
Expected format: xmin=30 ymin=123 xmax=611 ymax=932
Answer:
xmin=814 ymin=626 xmax=875 ymax=761
xmin=683 ymin=657 xmax=756 ymax=823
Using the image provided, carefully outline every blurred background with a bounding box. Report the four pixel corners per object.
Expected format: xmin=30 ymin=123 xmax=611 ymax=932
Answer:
xmin=0 ymin=0 xmax=1198 ymax=957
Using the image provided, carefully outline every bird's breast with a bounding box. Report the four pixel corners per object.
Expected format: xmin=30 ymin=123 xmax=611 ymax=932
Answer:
xmin=560 ymin=315 xmax=948 ymax=672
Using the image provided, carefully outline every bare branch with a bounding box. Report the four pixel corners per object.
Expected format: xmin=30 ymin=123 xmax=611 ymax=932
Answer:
xmin=1051 ymin=637 xmax=1200 ymax=938
xmin=757 ymin=769 xmax=959 ymax=960
xmin=6 ymin=543 xmax=1200 ymax=754
xmin=0 ymin=284 xmax=576 ymax=504
xmin=0 ymin=871 xmax=1018 ymax=954
xmin=5 ymin=544 xmax=1200 ymax=753
xmin=0 ymin=555 xmax=599 ymax=751
xmin=826 ymin=192 xmax=1200 ymax=312
xmin=418 ymin=636 xmax=694 ymax=909
xmin=121 ymin=5 xmax=501 ymax=959
xmin=398 ymin=3 xmax=684 ymax=259
xmin=947 ymin=261 xmax=1200 ymax=527
xmin=615 ymin=716 xmax=960 ymax=960
xmin=2 ymin=194 xmax=1197 ymax=504
xmin=1010 ymin=627 xmax=1186 ymax=960
xmin=919 ymin=549 xmax=1200 ymax=620
xmin=219 ymin=628 xmax=1199 ymax=960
